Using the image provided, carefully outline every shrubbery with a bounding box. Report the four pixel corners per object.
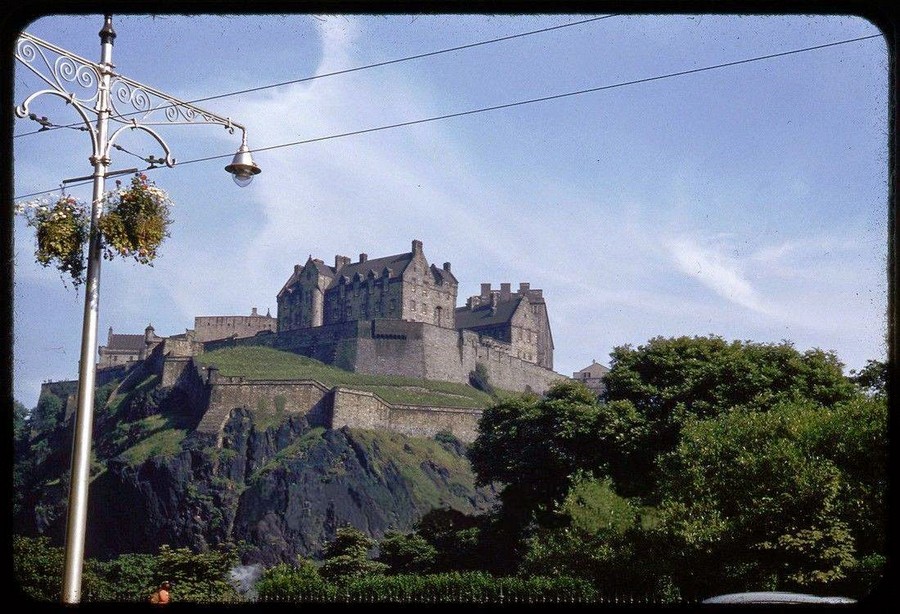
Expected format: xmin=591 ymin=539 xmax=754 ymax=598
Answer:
xmin=257 ymin=567 xmax=598 ymax=603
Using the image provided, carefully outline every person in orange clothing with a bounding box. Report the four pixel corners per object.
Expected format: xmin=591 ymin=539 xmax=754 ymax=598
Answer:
xmin=149 ymin=581 xmax=171 ymax=604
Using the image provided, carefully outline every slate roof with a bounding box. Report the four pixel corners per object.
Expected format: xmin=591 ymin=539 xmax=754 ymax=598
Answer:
xmin=328 ymin=252 xmax=413 ymax=287
xmin=430 ymin=263 xmax=458 ymax=286
xmin=455 ymin=297 xmax=522 ymax=330
xmin=311 ymin=259 xmax=335 ymax=278
xmin=105 ymin=333 xmax=145 ymax=352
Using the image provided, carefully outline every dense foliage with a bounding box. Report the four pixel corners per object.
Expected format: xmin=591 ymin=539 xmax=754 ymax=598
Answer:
xmin=601 ymin=336 xmax=857 ymax=496
xmin=12 ymin=536 xmax=239 ymax=603
xmin=656 ymin=396 xmax=887 ymax=598
xmin=257 ymin=564 xmax=599 ymax=604
xmin=319 ymin=527 xmax=388 ymax=582
xmin=466 ymin=336 xmax=885 ymax=601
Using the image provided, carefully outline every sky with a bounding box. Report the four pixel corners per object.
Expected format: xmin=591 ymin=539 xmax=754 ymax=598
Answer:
xmin=8 ymin=12 xmax=889 ymax=408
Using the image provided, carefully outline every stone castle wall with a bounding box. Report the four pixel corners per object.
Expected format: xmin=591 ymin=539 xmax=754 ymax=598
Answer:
xmin=192 ymin=374 xmax=480 ymax=442
xmin=331 ymin=387 xmax=481 ymax=442
xmin=193 ymin=310 xmax=276 ymax=343
xmin=197 ymin=372 xmax=333 ymax=436
xmin=231 ymin=318 xmax=563 ymax=394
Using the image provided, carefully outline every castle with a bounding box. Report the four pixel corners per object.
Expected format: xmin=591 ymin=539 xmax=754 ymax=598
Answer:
xmin=92 ymin=240 xmax=566 ymax=441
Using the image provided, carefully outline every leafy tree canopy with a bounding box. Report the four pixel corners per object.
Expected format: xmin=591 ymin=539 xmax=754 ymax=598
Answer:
xmin=600 ymin=335 xmax=858 ymax=496
xmin=656 ymin=395 xmax=887 ymax=598
xmin=320 ymin=527 xmax=388 ymax=582
xmin=469 ymin=381 xmax=643 ymax=528
xmin=378 ymin=531 xmax=437 ymax=575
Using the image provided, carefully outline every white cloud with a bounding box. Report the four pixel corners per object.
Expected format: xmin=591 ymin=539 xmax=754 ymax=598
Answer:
xmin=666 ymin=236 xmax=772 ymax=315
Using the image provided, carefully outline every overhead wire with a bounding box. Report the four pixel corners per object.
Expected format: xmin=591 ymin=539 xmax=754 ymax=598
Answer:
xmin=13 ymin=32 xmax=882 ymax=201
xmin=13 ymin=15 xmax=619 ymax=139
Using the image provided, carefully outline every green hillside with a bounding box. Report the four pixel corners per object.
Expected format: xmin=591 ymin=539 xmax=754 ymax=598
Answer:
xmin=196 ymin=346 xmax=496 ymax=408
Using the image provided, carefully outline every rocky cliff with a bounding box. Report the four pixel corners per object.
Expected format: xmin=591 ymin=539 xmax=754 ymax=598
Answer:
xmin=14 ymin=363 xmax=496 ymax=565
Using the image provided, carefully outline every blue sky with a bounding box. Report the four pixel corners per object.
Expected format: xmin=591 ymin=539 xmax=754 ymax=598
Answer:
xmin=11 ymin=13 xmax=889 ymax=408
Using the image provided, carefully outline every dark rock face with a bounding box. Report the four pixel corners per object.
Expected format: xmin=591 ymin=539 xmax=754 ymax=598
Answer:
xmin=77 ymin=407 xmax=494 ymax=564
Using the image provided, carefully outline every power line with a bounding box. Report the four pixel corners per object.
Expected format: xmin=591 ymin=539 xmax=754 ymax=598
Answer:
xmin=14 ymin=33 xmax=882 ymax=201
xmin=13 ymin=15 xmax=618 ymax=139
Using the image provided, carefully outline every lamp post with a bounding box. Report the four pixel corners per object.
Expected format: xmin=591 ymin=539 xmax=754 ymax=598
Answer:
xmin=14 ymin=15 xmax=261 ymax=604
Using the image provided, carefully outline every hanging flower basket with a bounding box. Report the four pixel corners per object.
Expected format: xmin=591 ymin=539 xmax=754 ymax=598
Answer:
xmin=16 ymin=195 xmax=89 ymax=287
xmin=98 ymin=173 xmax=173 ymax=265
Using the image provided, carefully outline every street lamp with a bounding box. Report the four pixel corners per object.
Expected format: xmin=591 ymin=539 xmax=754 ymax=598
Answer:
xmin=14 ymin=15 xmax=262 ymax=604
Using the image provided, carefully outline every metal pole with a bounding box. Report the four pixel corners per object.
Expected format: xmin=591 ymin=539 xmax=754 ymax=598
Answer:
xmin=61 ymin=14 xmax=115 ymax=604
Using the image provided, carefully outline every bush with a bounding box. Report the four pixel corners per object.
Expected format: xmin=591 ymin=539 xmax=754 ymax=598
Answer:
xmin=256 ymin=559 xmax=335 ymax=602
xmin=469 ymin=362 xmax=495 ymax=395
xmin=257 ymin=570 xmax=598 ymax=603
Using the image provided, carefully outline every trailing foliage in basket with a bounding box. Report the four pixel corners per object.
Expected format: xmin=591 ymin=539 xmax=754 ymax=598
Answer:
xmin=16 ymin=195 xmax=89 ymax=287
xmin=16 ymin=173 xmax=174 ymax=287
xmin=98 ymin=173 xmax=173 ymax=264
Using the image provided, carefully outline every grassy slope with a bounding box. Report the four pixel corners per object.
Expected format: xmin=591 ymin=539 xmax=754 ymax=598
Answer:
xmin=196 ymin=346 xmax=496 ymax=408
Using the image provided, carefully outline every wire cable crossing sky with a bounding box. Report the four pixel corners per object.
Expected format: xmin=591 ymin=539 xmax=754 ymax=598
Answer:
xmin=13 ymin=31 xmax=882 ymax=201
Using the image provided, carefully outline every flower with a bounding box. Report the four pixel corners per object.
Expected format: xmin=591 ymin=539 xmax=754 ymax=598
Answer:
xmin=98 ymin=173 xmax=173 ymax=265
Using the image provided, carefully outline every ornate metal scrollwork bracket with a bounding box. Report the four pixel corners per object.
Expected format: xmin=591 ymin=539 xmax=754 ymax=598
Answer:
xmin=15 ymin=30 xmax=248 ymax=169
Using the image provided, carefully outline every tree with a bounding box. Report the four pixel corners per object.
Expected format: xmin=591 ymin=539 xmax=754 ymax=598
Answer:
xmin=86 ymin=553 xmax=158 ymax=602
xmin=655 ymin=396 xmax=886 ymax=599
xmin=849 ymin=359 xmax=887 ymax=398
xmin=468 ymin=381 xmax=644 ymax=529
xmin=415 ymin=508 xmax=492 ymax=572
xmin=32 ymin=392 xmax=64 ymax=434
xmin=319 ymin=527 xmax=388 ymax=582
xmin=13 ymin=399 xmax=29 ymax=441
xmin=469 ymin=362 xmax=495 ymax=395
xmin=153 ymin=543 xmax=241 ymax=603
xmin=256 ymin=558 xmax=334 ymax=602
xmin=378 ymin=531 xmax=437 ymax=574
xmin=601 ymin=336 xmax=857 ymax=497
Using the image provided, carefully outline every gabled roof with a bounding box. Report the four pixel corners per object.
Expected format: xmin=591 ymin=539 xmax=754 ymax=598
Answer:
xmin=328 ymin=252 xmax=413 ymax=288
xmin=430 ymin=263 xmax=458 ymax=285
xmin=310 ymin=259 xmax=335 ymax=278
xmin=455 ymin=297 xmax=523 ymax=330
xmin=277 ymin=268 xmax=302 ymax=298
xmin=105 ymin=333 xmax=145 ymax=352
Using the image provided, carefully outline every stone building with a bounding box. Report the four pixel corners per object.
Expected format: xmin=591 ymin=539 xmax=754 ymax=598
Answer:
xmin=277 ymin=239 xmax=554 ymax=371
xmin=98 ymin=325 xmax=163 ymax=369
xmin=573 ymin=360 xmax=609 ymax=396
xmin=277 ymin=239 xmax=457 ymax=331
xmin=456 ymin=282 xmax=553 ymax=370
xmin=192 ymin=307 xmax=276 ymax=343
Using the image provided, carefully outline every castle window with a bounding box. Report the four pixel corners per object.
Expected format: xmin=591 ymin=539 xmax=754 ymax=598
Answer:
xmin=411 ymin=300 xmax=416 ymax=311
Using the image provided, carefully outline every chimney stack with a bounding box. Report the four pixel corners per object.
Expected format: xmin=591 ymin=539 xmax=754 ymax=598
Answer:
xmin=480 ymin=283 xmax=491 ymax=301
xmin=412 ymin=239 xmax=423 ymax=255
xmin=359 ymin=253 xmax=368 ymax=263
xmin=251 ymin=307 xmax=258 ymax=316
xmin=500 ymin=283 xmax=511 ymax=301
xmin=519 ymin=282 xmax=530 ymax=296
xmin=335 ymin=255 xmax=350 ymax=271
xmin=443 ymin=262 xmax=451 ymax=272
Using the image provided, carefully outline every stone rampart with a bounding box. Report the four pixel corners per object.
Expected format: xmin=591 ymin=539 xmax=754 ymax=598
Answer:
xmin=253 ymin=319 xmax=565 ymax=395
xmin=329 ymin=387 xmax=481 ymax=442
xmin=197 ymin=373 xmax=332 ymax=436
